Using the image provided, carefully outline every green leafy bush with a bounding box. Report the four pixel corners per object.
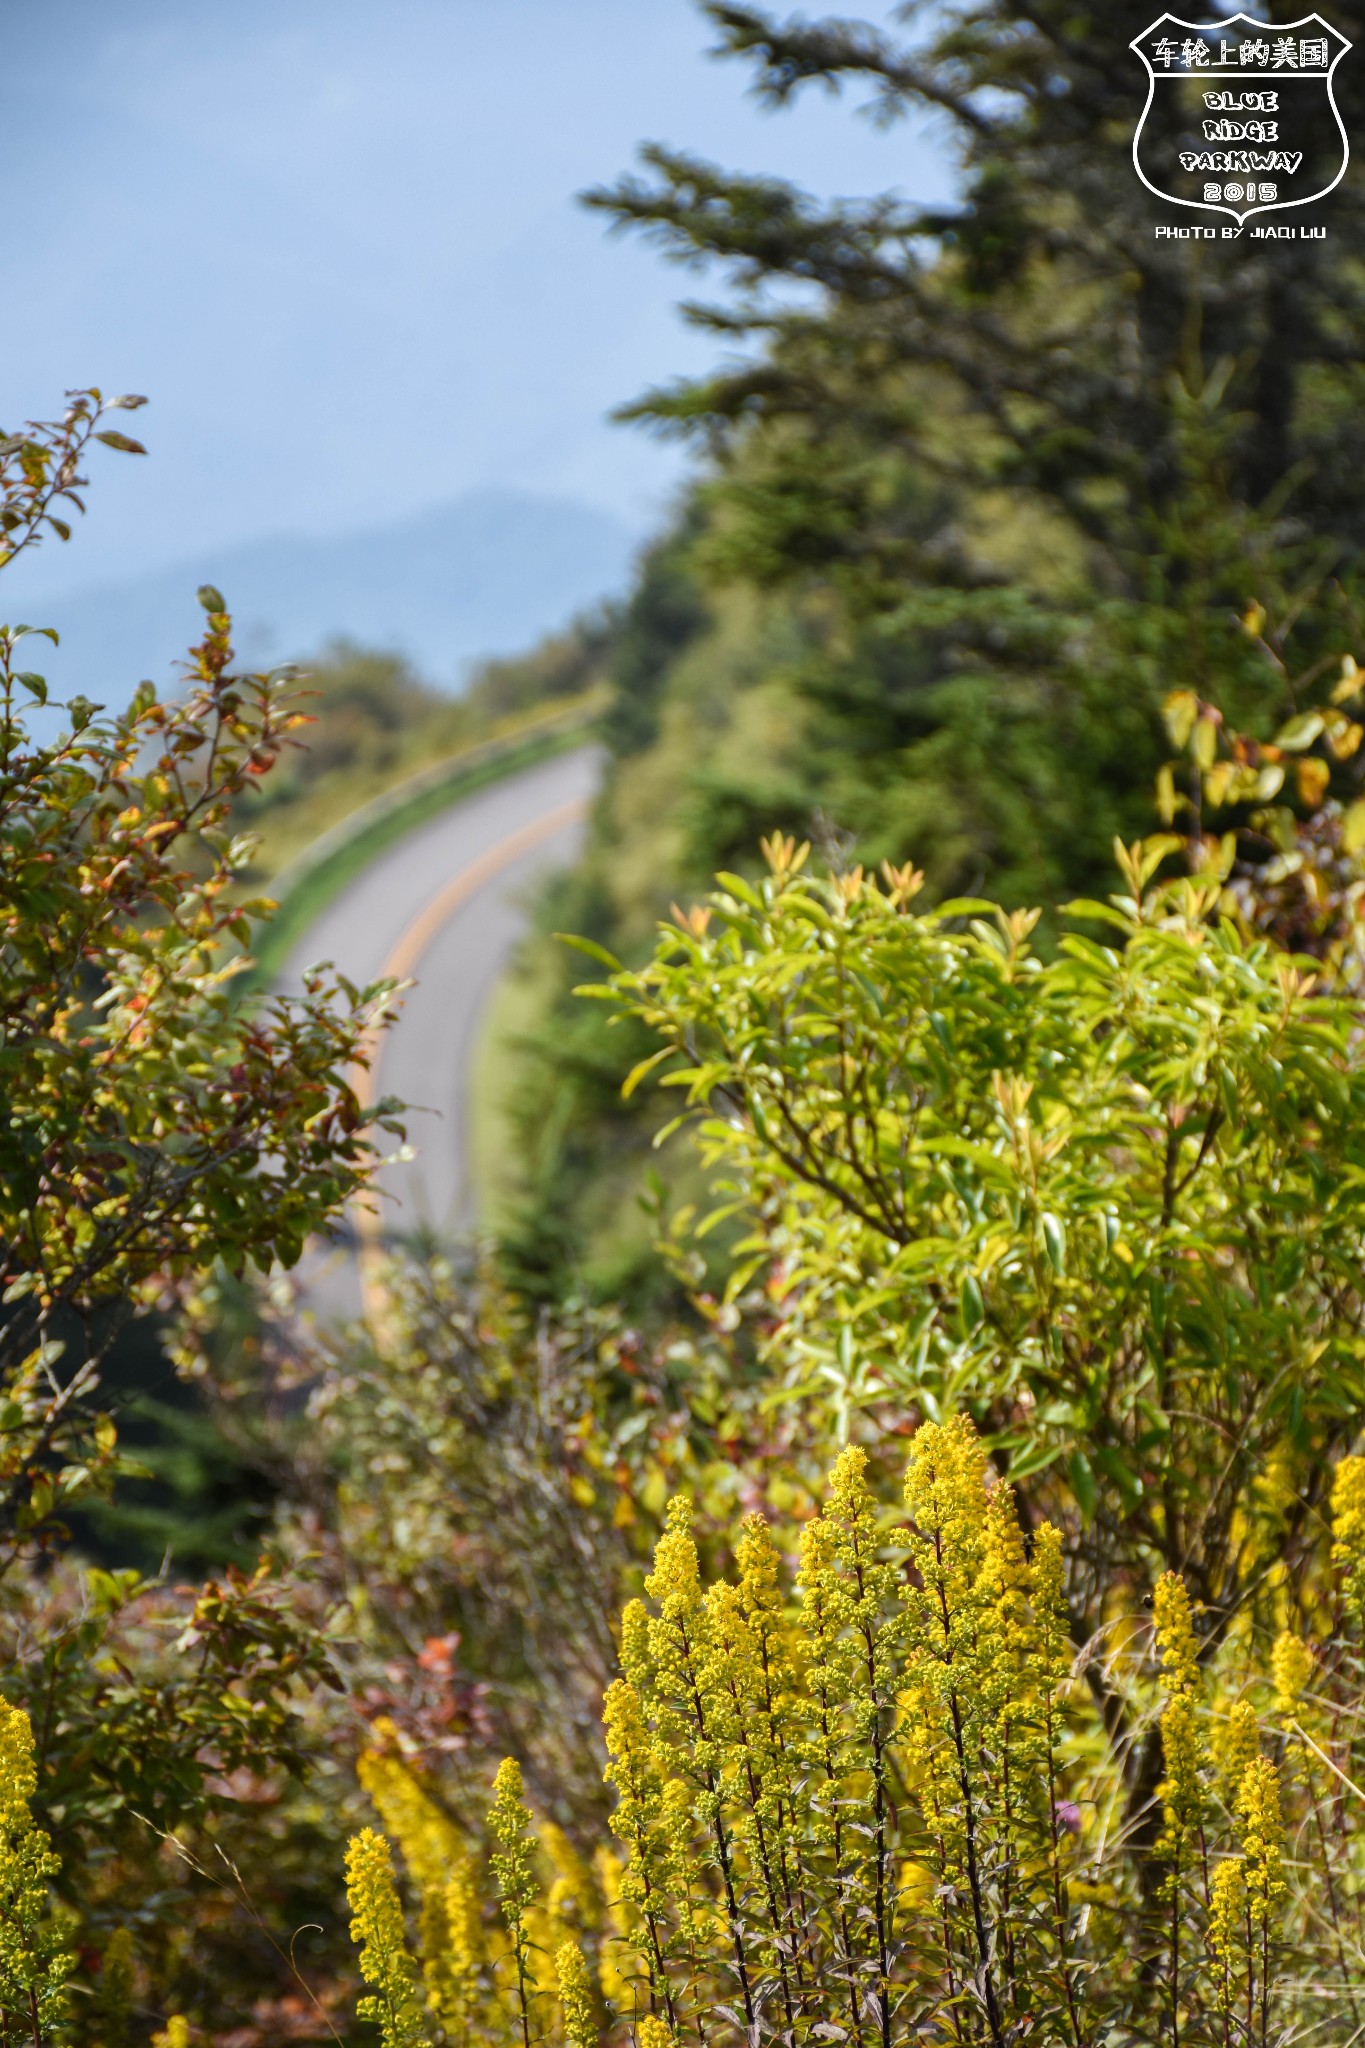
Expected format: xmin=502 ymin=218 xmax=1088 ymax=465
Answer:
xmin=0 ymin=390 xmax=404 ymax=2031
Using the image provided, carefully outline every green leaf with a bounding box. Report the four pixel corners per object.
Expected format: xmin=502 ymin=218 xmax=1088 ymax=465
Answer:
xmin=1069 ymin=1449 xmax=1097 ymax=1523
xmin=94 ymin=430 xmax=147 ymax=454
xmin=196 ymin=583 xmax=226 ymax=613
xmin=931 ymin=897 xmax=1001 ymax=919
xmin=622 ymin=1046 xmax=675 ymax=1099
xmin=554 ymin=932 xmax=622 ymax=970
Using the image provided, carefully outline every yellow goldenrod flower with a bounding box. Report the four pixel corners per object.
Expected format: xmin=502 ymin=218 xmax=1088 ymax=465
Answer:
xmin=828 ymin=1443 xmax=900 ymax=1688
xmin=438 ymin=1853 xmax=482 ymax=2045
xmin=543 ymin=1819 xmax=597 ymax=1947
xmin=556 ymin=1938 xmax=597 ymax=2048
xmin=903 ymin=1420 xmax=989 ymax=1698
xmin=1252 ymin=1441 xmax=1298 ymax=1552
xmin=981 ymin=1475 xmax=1035 ymax=1754
xmin=358 ymin=1731 xmax=463 ymax=1895
xmin=658 ymin=1776 xmax=705 ymax=1956
xmin=1236 ymin=1757 xmax=1285 ymax=1936
xmin=1152 ymin=1573 xmax=1200 ymax=1694
xmin=345 ymin=1828 xmax=430 ymax=2048
xmin=357 ymin=1733 xmax=469 ymax=2024
xmin=903 ymin=1416 xmax=989 ymax=1560
xmin=0 ymin=1694 xmax=72 ymax=2041
xmin=1155 ymin=1694 xmax=1206 ymax=1885
xmin=0 ymin=1696 xmax=38 ymax=1841
xmin=489 ymin=1760 xmax=538 ymax=1924
xmin=646 ymin=1497 xmax=703 ymax=1621
xmin=601 ymin=1678 xmax=684 ymax=2023
xmin=1208 ymin=1856 xmax=1247 ymax=2003
xmin=735 ymin=1511 xmax=801 ymax=1776
xmin=603 ymin=1679 xmax=665 ymax=1912
xmin=1217 ymin=1699 xmax=1260 ymax=1807
xmin=98 ymin=1926 xmax=135 ymax=2048
xmin=1031 ymin=1522 xmax=1071 ymax=1689
xmin=1270 ymin=1631 xmax=1314 ymax=1719
xmin=797 ymin=1510 xmax=853 ymax=1767
xmin=488 ymin=1760 xmax=541 ymax=2042
xmin=1331 ymin=1455 xmax=1365 ymax=1616
xmin=642 ymin=1499 xmax=720 ymax=1781
xmin=637 ymin=2017 xmax=673 ymax=2048
xmin=592 ymin=1846 xmax=633 ymax=2010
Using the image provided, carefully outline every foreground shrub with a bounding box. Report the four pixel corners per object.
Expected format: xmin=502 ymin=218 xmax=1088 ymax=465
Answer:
xmin=348 ymin=1414 xmax=1365 ymax=2047
xmin=0 ymin=389 xmax=403 ymax=2026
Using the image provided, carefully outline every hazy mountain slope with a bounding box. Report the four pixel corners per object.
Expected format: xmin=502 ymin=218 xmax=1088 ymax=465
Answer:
xmin=16 ymin=488 xmax=640 ymax=702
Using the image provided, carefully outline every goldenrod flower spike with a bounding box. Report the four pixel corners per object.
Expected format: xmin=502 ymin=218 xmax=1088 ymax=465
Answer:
xmin=637 ymin=2017 xmax=674 ymax=2048
xmin=98 ymin=1926 xmax=136 ymax=2048
xmin=1218 ymin=1699 xmax=1259 ymax=1806
xmin=1209 ymin=1856 xmax=1247 ymax=2008
xmin=1152 ymin=1573 xmax=1200 ymax=1693
xmin=593 ymin=1846 xmax=632 ymax=2009
xmin=358 ymin=1730 xmax=463 ymax=1895
xmin=1270 ymin=1631 xmax=1314 ymax=1720
xmin=0 ymin=1696 xmax=38 ymax=1840
xmin=358 ymin=1734 xmax=469 ymax=2023
xmin=1155 ymin=1694 xmax=1206 ymax=1877
xmin=488 ymin=1759 xmax=542 ymax=2045
xmin=645 ymin=1496 xmax=703 ymax=1621
xmin=0 ymin=1694 xmax=72 ymax=2040
xmin=345 ymin=1827 xmax=431 ymax=2048
xmin=1031 ymin=1521 xmax=1071 ymax=1683
xmin=489 ymin=1760 xmax=538 ymax=1920
xmin=1237 ymin=1758 xmax=1285 ymax=1934
xmin=903 ymin=1414 xmax=989 ymax=1553
xmin=556 ymin=1938 xmax=597 ymax=2048
xmin=1331 ymin=1454 xmax=1365 ymax=1616
xmin=439 ymin=1853 xmax=482 ymax=2044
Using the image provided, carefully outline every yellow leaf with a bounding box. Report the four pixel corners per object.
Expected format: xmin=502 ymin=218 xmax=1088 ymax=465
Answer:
xmin=1276 ymin=710 xmax=1324 ymax=752
xmin=1163 ymin=689 xmax=1199 ymax=751
xmin=1342 ymin=799 xmax=1365 ymax=854
xmin=1204 ymin=760 xmax=1236 ymax=808
xmin=1296 ymin=757 xmax=1330 ymax=808
xmin=1333 ymin=654 xmax=1362 ymax=705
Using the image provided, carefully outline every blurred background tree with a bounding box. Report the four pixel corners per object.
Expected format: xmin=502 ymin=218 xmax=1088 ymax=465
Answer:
xmin=485 ymin=0 xmax=1365 ymax=1305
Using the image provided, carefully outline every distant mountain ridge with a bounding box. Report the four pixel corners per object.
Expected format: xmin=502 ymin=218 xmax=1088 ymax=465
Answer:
xmin=14 ymin=488 xmax=641 ymax=705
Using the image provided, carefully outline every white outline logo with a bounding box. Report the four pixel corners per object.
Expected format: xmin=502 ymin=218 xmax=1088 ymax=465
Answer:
xmin=1131 ymin=12 xmax=1351 ymax=224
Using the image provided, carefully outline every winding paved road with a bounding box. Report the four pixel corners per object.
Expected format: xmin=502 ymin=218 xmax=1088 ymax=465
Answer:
xmin=283 ymin=743 xmax=601 ymax=1314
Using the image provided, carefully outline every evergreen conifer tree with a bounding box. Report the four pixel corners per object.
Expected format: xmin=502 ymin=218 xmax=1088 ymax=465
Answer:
xmin=586 ymin=0 xmax=1365 ymax=896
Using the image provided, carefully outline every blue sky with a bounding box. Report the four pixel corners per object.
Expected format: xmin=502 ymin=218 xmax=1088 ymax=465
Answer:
xmin=5 ymin=0 xmax=951 ymax=608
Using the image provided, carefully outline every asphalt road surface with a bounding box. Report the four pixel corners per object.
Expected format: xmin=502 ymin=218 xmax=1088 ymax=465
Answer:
xmin=282 ymin=743 xmax=601 ymax=1315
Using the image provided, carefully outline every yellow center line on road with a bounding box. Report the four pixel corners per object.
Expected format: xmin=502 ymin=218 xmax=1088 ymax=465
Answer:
xmin=348 ymin=792 xmax=589 ymax=1321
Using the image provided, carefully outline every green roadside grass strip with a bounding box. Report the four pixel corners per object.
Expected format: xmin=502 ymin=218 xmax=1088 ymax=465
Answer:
xmin=249 ymin=718 xmax=595 ymax=988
